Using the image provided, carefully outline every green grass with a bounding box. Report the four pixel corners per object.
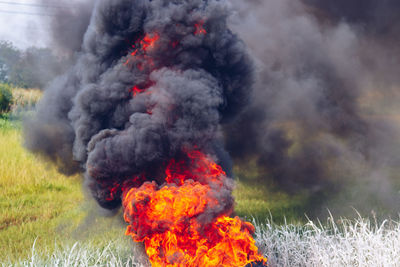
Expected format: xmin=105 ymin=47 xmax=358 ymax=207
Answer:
xmin=0 ymin=119 xmax=84 ymax=262
xmin=234 ymin=181 xmax=307 ymax=223
xmin=233 ymin=161 xmax=309 ymax=223
xmin=0 ymin=116 xmax=307 ymax=262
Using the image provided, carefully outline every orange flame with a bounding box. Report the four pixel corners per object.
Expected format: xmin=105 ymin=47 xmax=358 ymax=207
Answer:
xmin=129 ymin=85 xmax=146 ymax=97
xmin=141 ymin=33 xmax=160 ymax=52
xmin=125 ymin=33 xmax=160 ymax=66
xmin=122 ymin=26 xmax=265 ymax=267
xmin=122 ymin=151 xmax=267 ymax=266
xmin=165 ymin=150 xmax=224 ymax=186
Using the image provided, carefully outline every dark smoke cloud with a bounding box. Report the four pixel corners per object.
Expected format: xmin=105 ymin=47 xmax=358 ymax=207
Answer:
xmin=227 ymin=0 xmax=400 ymax=217
xmin=26 ymin=0 xmax=252 ymax=210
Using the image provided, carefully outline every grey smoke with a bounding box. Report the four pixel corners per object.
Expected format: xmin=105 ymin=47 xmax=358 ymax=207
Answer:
xmin=39 ymin=0 xmax=96 ymax=55
xmin=227 ymin=0 xmax=400 ymax=217
xmin=304 ymin=0 xmax=400 ymax=40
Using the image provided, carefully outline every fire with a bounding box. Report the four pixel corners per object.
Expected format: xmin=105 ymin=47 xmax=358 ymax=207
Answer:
xmin=165 ymin=150 xmax=225 ymax=186
xmin=121 ymin=26 xmax=265 ymax=267
xmin=129 ymin=33 xmax=160 ymax=56
xmin=122 ymin=151 xmax=267 ymax=266
xmin=129 ymin=85 xmax=146 ymax=97
xmin=125 ymin=33 xmax=160 ymax=66
xmin=141 ymin=33 xmax=160 ymax=52
xmin=194 ymin=21 xmax=207 ymax=35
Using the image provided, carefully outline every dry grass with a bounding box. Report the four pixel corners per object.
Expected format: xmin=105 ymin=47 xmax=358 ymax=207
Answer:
xmin=6 ymin=239 xmax=149 ymax=267
xmin=10 ymin=88 xmax=42 ymax=115
xmin=255 ymin=216 xmax=400 ymax=267
xmin=7 ymin=215 xmax=400 ymax=267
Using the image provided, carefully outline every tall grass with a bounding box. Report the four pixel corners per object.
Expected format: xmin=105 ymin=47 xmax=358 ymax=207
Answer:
xmin=9 ymin=216 xmax=400 ymax=267
xmin=10 ymin=88 xmax=42 ymax=118
xmin=255 ymin=215 xmax=400 ymax=267
xmin=7 ymin=239 xmax=149 ymax=267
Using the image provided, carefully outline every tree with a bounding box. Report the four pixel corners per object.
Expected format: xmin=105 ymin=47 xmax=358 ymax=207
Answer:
xmin=0 ymin=41 xmax=20 ymax=83
xmin=0 ymin=83 xmax=13 ymax=114
xmin=0 ymin=41 xmax=68 ymax=89
xmin=10 ymin=47 xmax=67 ymax=88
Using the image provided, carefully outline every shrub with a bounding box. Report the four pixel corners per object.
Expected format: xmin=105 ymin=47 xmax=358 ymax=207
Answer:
xmin=0 ymin=83 xmax=13 ymax=114
xmin=11 ymin=88 xmax=42 ymax=111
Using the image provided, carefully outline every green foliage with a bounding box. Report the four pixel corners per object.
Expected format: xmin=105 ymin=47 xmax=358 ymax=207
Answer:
xmin=0 ymin=83 xmax=13 ymax=114
xmin=0 ymin=115 xmax=13 ymax=130
xmin=8 ymin=47 xmax=66 ymax=89
xmin=0 ymin=41 xmax=20 ymax=83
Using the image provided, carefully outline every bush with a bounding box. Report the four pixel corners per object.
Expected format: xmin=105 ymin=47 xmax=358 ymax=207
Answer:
xmin=0 ymin=83 xmax=13 ymax=114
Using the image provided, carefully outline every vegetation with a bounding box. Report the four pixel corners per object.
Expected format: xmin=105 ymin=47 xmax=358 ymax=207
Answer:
xmin=254 ymin=216 xmax=400 ymax=266
xmin=1 ymin=90 xmax=396 ymax=265
xmin=10 ymin=88 xmax=42 ymax=116
xmin=0 ymin=83 xmax=13 ymax=114
xmin=0 ymin=42 xmax=19 ymax=83
xmin=0 ymin=118 xmax=83 ymax=261
xmin=8 ymin=240 xmax=148 ymax=267
xmin=233 ymin=161 xmax=309 ymax=223
xmin=0 ymin=108 xmax=306 ymax=262
xmin=0 ymin=40 xmax=67 ymax=89
xmin=7 ymin=216 xmax=400 ymax=266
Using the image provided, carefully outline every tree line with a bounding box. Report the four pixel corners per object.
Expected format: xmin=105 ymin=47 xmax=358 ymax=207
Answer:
xmin=0 ymin=40 xmax=67 ymax=89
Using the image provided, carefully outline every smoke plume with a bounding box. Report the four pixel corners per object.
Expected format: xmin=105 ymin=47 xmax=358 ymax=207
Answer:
xmin=26 ymin=1 xmax=271 ymax=264
xmin=26 ymin=0 xmax=252 ymax=210
xmin=227 ymin=0 xmax=400 ymax=217
xmin=28 ymin=0 xmax=400 ymax=222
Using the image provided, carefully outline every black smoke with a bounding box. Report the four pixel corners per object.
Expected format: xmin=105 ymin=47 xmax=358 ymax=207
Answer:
xmin=227 ymin=0 xmax=400 ymax=217
xmin=25 ymin=0 xmax=252 ymax=210
xmin=27 ymin=0 xmax=400 ymax=218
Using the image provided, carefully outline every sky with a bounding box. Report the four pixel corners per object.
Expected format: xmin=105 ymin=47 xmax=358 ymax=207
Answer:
xmin=0 ymin=0 xmax=78 ymax=49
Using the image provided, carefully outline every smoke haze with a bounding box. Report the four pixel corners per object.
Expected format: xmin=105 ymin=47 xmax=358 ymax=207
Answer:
xmin=39 ymin=0 xmax=96 ymax=55
xmin=227 ymin=0 xmax=400 ymax=217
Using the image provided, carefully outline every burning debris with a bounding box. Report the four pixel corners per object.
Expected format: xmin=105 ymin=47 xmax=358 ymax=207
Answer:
xmin=26 ymin=0 xmax=266 ymax=265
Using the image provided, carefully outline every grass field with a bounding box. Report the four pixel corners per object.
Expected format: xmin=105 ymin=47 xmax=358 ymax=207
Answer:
xmin=0 ymin=113 xmax=307 ymax=263
xmin=0 ymin=116 xmax=83 ymax=261
xmin=2 ymin=88 xmax=399 ymax=266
